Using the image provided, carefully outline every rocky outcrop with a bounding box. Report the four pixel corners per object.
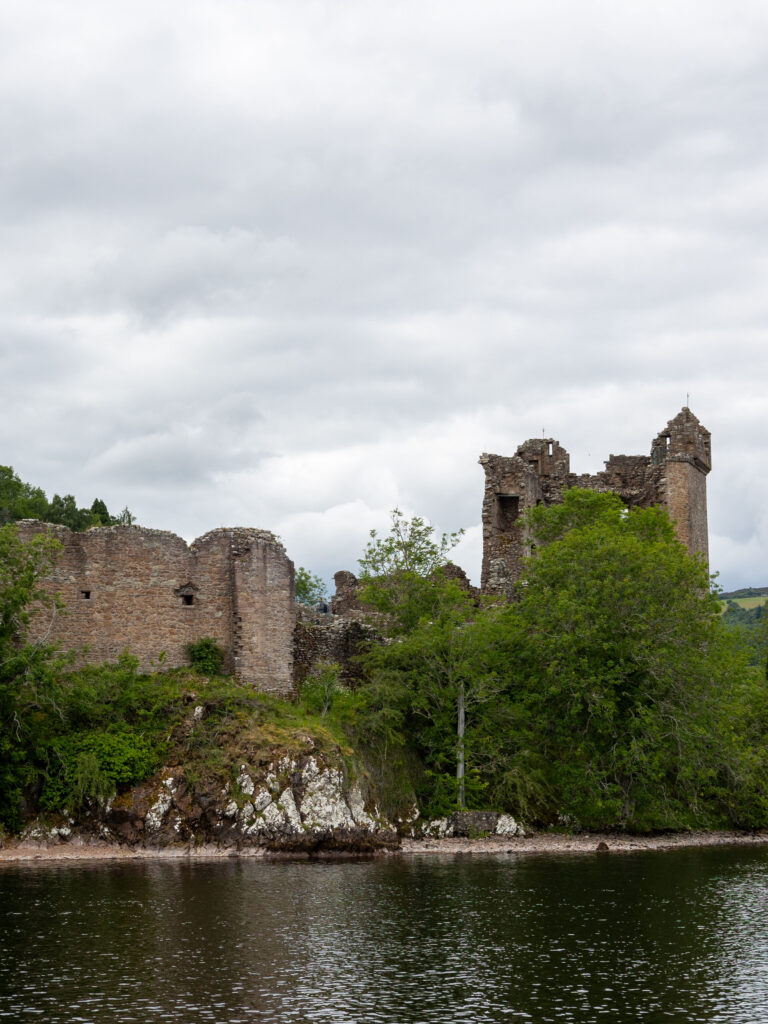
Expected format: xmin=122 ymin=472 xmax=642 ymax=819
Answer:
xmin=22 ymin=754 xmax=399 ymax=855
xmin=420 ymin=811 xmax=524 ymax=839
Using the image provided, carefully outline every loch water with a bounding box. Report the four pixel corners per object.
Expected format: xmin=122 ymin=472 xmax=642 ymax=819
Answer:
xmin=2 ymin=846 xmax=768 ymax=1023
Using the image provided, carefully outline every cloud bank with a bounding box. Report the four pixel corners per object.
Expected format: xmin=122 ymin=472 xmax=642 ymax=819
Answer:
xmin=2 ymin=0 xmax=767 ymax=589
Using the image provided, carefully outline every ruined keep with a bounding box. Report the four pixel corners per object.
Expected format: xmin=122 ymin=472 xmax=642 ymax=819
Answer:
xmin=16 ymin=522 xmax=296 ymax=695
xmin=479 ymin=407 xmax=711 ymax=597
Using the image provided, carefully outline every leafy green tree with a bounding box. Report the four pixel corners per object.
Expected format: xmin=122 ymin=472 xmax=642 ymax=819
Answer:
xmin=0 ymin=466 xmax=48 ymax=524
xmin=355 ymin=509 xmax=493 ymax=810
xmin=358 ymin=508 xmax=464 ymax=634
xmin=0 ymin=464 xmax=134 ymax=532
xmin=295 ymin=567 xmax=326 ymax=606
xmin=0 ymin=524 xmax=64 ymax=829
xmin=90 ymin=499 xmax=111 ymax=526
xmin=504 ymin=490 xmax=763 ymax=828
xmin=47 ymin=493 xmax=94 ymax=532
xmin=365 ymin=587 xmax=507 ymax=811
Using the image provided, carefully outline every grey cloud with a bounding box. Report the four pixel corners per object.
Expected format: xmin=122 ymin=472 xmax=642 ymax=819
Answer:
xmin=1 ymin=0 xmax=767 ymax=590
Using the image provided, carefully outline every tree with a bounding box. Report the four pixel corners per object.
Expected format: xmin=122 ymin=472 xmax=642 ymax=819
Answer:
xmin=295 ymin=567 xmax=326 ymax=607
xmin=0 ymin=525 xmax=63 ymax=830
xmin=358 ymin=508 xmax=464 ymax=634
xmin=0 ymin=466 xmax=48 ymax=525
xmin=48 ymin=493 xmax=93 ymax=532
xmin=90 ymin=499 xmax=111 ymax=526
xmin=365 ymin=591 xmax=507 ymax=811
xmin=356 ymin=509 xmax=488 ymax=810
xmin=503 ymin=489 xmax=763 ymax=828
xmin=0 ymin=464 xmax=135 ymax=532
xmin=115 ymin=507 xmax=135 ymax=526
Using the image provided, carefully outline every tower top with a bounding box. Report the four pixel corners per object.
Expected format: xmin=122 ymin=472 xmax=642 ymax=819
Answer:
xmin=651 ymin=407 xmax=711 ymax=474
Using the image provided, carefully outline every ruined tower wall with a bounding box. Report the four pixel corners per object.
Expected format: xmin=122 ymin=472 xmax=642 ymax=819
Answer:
xmin=479 ymin=453 xmax=543 ymax=595
xmin=16 ymin=521 xmax=295 ymax=694
xmin=665 ymin=460 xmax=709 ymax=562
xmin=230 ymin=531 xmax=295 ymax=695
xmin=479 ymin=408 xmax=710 ymax=595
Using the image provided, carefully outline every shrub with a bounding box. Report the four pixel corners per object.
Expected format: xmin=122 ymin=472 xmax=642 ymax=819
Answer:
xmin=300 ymin=662 xmax=342 ymax=717
xmin=186 ymin=637 xmax=225 ymax=676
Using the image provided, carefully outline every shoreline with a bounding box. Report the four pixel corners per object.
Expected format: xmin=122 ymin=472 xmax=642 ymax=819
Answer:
xmin=2 ymin=829 xmax=768 ymax=864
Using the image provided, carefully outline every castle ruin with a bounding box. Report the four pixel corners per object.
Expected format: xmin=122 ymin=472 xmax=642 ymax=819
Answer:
xmin=479 ymin=407 xmax=711 ymax=597
xmin=17 ymin=522 xmax=296 ymax=695
xmin=15 ymin=407 xmax=711 ymax=693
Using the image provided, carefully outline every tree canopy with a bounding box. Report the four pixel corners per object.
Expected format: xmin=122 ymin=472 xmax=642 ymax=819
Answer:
xmin=0 ymin=464 xmax=134 ymax=532
xmin=0 ymin=524 xmax=64 ymax=829
xmin=353 ymin=492 xmax=768 ymax=829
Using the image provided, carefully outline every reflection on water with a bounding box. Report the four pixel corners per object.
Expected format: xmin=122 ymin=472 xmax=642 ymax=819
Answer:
xmin=2 ymin=847 xmax=768 ymax=1022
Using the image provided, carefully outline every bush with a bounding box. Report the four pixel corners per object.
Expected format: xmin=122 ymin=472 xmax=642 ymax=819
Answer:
xmin=186 ymin=637 xmax=225 ymax=676
xmin=41 ymin=730 xmax=159 ymax=811
xmin=300 ymin=662 xmax=342 ymax=717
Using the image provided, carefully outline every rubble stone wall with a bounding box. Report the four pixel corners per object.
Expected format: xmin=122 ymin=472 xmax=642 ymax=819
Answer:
xmin=16 ymin=522 xmax=295 ymax=694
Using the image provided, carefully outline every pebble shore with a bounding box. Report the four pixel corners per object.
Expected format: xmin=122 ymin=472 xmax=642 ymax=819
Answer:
xmin=3 ymin=829 xmax=768 ymax=863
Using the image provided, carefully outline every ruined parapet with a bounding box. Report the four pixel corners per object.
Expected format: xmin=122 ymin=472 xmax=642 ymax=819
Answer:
xmin=16 ymin=521 xmax=295 ymax=695
xmin=293 ymin=616 xmax=378 ymax=688
xmin=479 ymin=408 xmax=711 ymax=593
xmin=330 ymin=570 xmax=365 ymax=617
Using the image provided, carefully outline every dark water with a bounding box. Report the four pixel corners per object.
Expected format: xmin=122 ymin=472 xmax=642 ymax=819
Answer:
xmin=2 ymin=847 xmax=768 ymax=1023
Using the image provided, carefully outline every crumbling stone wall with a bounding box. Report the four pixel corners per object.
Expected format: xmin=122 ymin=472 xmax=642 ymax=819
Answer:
xmin=293 ymin=608 xmax=378 ymax=688
xmin=480 ymin=407 xmax=711 ymax=596
xmin=16 ymin=522 xmax=295 ymax=695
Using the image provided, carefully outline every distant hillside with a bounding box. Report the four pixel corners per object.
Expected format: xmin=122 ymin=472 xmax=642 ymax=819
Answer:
xmin=720 ymin=587 xmax=768 ymax=600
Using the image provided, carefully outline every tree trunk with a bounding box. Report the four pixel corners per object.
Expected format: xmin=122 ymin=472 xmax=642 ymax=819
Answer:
xmin=457 ymin=679 xmax=465 ymax=810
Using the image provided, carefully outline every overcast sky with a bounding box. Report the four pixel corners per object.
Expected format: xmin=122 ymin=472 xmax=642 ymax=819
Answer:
xmin=2 ymin=0 xmax=766 ymax=591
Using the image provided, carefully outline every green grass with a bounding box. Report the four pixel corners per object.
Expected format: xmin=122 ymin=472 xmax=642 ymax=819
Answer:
xmin=720 ymin=596 xmax=768 ymax=612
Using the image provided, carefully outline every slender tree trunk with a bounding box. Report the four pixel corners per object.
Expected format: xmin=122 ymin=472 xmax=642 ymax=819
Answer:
xmin=457 ymin=679 xmax=465 ymax=810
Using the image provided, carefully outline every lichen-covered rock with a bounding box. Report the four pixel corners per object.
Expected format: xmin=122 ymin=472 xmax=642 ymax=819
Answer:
xmin=423 ymin=818 xmax=454 ymax=838
xmin=58 ymin=753 xmax=401 ymax=855
xmin=495 ymin=814 xmax=521 ymax=837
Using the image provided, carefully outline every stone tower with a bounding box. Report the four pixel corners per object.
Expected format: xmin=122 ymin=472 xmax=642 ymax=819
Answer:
xmin=479 ymin=407 xmax=711 ymax=596
xmin=649 ymin=407 xmax=711 ymax=561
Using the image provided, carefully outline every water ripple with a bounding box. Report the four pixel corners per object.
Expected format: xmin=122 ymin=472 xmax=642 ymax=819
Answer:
xmin=2 ymin=848 xmax=768 ymax=1022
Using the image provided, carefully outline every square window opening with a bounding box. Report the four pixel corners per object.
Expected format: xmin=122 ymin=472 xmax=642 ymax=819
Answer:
xmin=182 ymin=594 xmax=194 ymax=606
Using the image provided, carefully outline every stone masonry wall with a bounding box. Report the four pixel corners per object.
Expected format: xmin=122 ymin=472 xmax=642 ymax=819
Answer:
xmin=16 ymin=521 xmax=295 ymax=695
xmin=479 ymin=407 xmax=710 ymax=594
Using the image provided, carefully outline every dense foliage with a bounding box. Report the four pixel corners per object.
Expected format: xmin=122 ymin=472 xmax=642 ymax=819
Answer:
xmin=349 ymin=493 xmax=768 ymax=829
xmin=0 ymin=464 xmax=134 ymax=531
xmin=186 ymin=637 xmax=225 ymax=676
xmin=0 ymin=524 xmax=66 ymax=829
